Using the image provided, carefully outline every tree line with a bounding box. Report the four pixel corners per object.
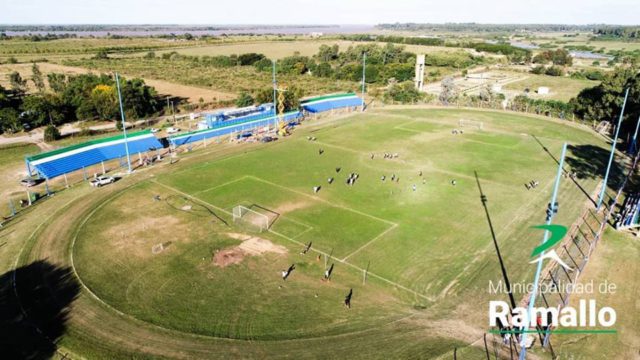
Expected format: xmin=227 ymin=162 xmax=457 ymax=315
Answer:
xmin=0 ymin=64 xmax=160 ymax=134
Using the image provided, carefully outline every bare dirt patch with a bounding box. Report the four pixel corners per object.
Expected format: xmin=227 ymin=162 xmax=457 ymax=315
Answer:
xmin=213 ymin=233 xmax=287 ymax=267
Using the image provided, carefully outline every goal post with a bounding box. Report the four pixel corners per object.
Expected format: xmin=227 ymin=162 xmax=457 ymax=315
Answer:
xmin=459 ymin=119 xmax=483 ymax=130
xmin=232 ymin=205 xmax=270 ymax=232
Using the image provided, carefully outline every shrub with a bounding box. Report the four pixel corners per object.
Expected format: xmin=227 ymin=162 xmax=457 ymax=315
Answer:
xmin=44 ymin=124 xmax=61 ymax=142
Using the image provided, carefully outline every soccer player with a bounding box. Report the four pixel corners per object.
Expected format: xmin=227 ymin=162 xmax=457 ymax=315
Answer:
xmin=344 ymin=288 xmax=353 ymax=308
xmin=282 ymin=264 xmax=296 ymax=280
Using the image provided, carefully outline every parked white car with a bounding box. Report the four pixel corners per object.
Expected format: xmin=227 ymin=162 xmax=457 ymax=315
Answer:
xmin=166 ymin=127 xmax=181 ymax=134
xmin=90 ymin=176 xmax=115 ymax=187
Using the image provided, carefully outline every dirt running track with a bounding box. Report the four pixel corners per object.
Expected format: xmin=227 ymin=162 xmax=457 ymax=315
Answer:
xmin=5 ymin=115 xmax=514 ymax=358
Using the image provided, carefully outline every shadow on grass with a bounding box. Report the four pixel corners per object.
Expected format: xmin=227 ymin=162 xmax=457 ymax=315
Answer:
xmin=0 ymin=260 xmax=80 ymax=359
xmin=474 ymin=171 xmax=516 ymax=310
xmin=532 ymin=136 xmax=598 ymax=206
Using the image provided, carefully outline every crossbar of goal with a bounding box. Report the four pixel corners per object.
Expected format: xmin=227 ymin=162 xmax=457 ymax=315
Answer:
xmin=459 ymin=119 xmax=483 ymax=130
xmin=232 ymin=205 xmax=270 ymax=232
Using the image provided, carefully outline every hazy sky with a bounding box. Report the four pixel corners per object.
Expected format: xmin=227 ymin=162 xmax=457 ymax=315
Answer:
xmin=2 ymin=0 xmax=638 ymax=25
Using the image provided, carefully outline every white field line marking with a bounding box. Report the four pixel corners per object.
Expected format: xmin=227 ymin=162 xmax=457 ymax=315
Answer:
xmin=312 ymin=139 xmax=512 ymax=189
xmin=152 ymin=180 xmax=232 ymax=215
xmin=342 ymin=223 xmax=398 ymax=261
xmin=268 ymin=228 xmax=435 ymax=303
xmin=154 ymin=180 xmax=431 ymax=302
xmin=191 ymin=175 xmax=251 ymax=196
xmin=291 ymin=226 xmax=314 ymax=240
xmin=247 ymin=175 xmax=398 ymax=227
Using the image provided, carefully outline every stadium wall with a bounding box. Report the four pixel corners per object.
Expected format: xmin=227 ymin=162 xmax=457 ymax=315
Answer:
xmin=300 ymin=93 xmax=363 ymax=113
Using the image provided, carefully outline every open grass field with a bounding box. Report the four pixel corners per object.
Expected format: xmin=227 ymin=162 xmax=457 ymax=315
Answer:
xmin=4 ymin=107 xmax=626 ymax=358
xmin=153 ymin=40 xmax=471 ymax=59
xmin=502 ymin=73 xmax=598 ymax=102
xmin=0 ymin=62 xmax=235 ymax=102
xmin=63 ymin=57 xmax=361 ymax=99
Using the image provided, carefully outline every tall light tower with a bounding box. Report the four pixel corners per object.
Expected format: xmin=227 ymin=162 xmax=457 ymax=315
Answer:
xmin=272 ymin=59 xmax=277 ymax=127
xmin=597 ymin=88 xmax=629 ymax=210
xmin=115 ymin=72 xmax=132 ymax=173
xmin=361 ymin=52 xmax=366 ymax=111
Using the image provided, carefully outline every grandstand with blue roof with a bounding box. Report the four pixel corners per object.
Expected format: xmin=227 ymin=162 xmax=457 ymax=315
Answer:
xmin=300 ymin=93 xmax=363 ymax=113
xmin=170 ymin=111 xmax=301 ymax=147
xmin=26 ymin=130 xmax=163 ymax=180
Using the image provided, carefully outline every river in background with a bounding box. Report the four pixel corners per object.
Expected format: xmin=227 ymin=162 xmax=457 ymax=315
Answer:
xmin=3 ymin=25 xmax=375 ymax=37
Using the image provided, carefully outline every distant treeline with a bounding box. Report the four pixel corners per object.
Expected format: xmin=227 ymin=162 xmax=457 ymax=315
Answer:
xmin=375 ymin=23 xmax=604 ymax=32
xmin=340 ymin=34 xmax=530 ymax=62
xmin=593 ymin=26 xmax=640 ymax=39
xmin=0 ymin=24 xmax=334 ymax=32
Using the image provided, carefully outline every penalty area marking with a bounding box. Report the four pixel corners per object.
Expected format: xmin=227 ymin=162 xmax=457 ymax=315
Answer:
xmin=152 ymin=180 xmax=433 ymax=302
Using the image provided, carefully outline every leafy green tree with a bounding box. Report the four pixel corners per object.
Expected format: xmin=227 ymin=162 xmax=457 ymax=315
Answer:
xmin=314 ymin=62 xmax=333 ymax=78
xmin=384 ymin=81 xmax=424 ymax=103
xmin=317 ymin=44 xmax=339 ymax=62
xmin=94 ymin=50 xmax=109 ymax=59
xmin=47 ymin=73 xmax=67 ymax=93
xmin=545 ymin=66 xmax=564 ymax=76
xmin=44 ymin=124 xmax=61 ymax=142
xmin=0 ymin=107 xmax=20 ymax=134
xmin=253 ymin=58 xmax=272 ymax=72
xmin=235 ymin=92 xmax=254 ymax=107
xmin=31 ymin=63 xmax=45 ymax=92
xmin=570 ymin=67 xmax=640 ymax=138
xmin=439 ymin=77 xmax=457 ymax=105
xmin=237 ymin=53 xmax=266 ymax=66
xmin=9 ymin=71 xmax=27 ymax=92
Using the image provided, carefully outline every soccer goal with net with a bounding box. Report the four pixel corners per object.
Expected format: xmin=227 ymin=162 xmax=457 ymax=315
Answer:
xmin=232 ymin=205 xmax=270 ymax=232
xmin=459 ymin=119 xmax=483 ymax=130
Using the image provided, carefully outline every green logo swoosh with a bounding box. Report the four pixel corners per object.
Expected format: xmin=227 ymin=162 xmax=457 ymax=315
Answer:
xmin=530 ymin=224 xmax=567 ymax=257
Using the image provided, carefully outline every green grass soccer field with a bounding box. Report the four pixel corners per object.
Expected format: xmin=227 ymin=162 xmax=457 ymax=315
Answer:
xmin=71 ymin=108 xmax=616 ymax=357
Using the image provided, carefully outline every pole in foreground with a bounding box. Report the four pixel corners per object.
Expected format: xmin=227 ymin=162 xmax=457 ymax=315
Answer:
xmin=597 ymin=88 xmax=629 ymax=210
xmin=628 ymin=115 xmax=640 ymax=155
xmin=361 ymin=52 xmax=366 ymax=112
xmin=115 ymin=72 xmax=132 ymax=173
xmin=272 ymin=60 xmax=278 ymax=130
xmin=519 ymin=143 xmax=567 ymax=360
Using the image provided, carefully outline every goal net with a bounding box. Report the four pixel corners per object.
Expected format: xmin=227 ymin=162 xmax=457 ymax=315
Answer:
xmin=232 ymin=205 xmax=270 ymax=232
xmin=459 ymin=119 xmax=483 ymax=130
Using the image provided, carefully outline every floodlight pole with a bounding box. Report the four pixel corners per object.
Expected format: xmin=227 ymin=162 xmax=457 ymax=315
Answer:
xmin=272 ymin=60 xmax=278 ymax=130
xmin=597 ymin=88 xmax=629 ymax=210
xmin=629 ymin=115 xmax=640 ymax=155
xmin=519 ymin=142 xmax=567 ymax=360
xmin=361 ymin=52 xmax=366 ymax=112
xmin=115 ymin=72 xmax=132 ymax=173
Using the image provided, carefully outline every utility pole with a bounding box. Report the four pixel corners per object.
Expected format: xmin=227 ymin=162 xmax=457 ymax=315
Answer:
xmin=115 ymin=72 xmax=132 ymax=173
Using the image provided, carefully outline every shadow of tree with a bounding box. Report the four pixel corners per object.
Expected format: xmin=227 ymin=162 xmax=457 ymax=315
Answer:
xmin=0 ymin=260 xmax=80 ymax=359
xmin=566 ymin=144 xmax=626 ymax=189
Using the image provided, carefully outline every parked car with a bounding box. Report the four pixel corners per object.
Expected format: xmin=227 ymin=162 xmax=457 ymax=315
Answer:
xmin=90 ymin=176 xmax=115 ymax=187
xmin=20 ymin=177 xmax=41 ymax=187
xmin=150 ymin=128 xmax=160 ymax=133
xmin=166 ymin=127 xmax=181 ymax=134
